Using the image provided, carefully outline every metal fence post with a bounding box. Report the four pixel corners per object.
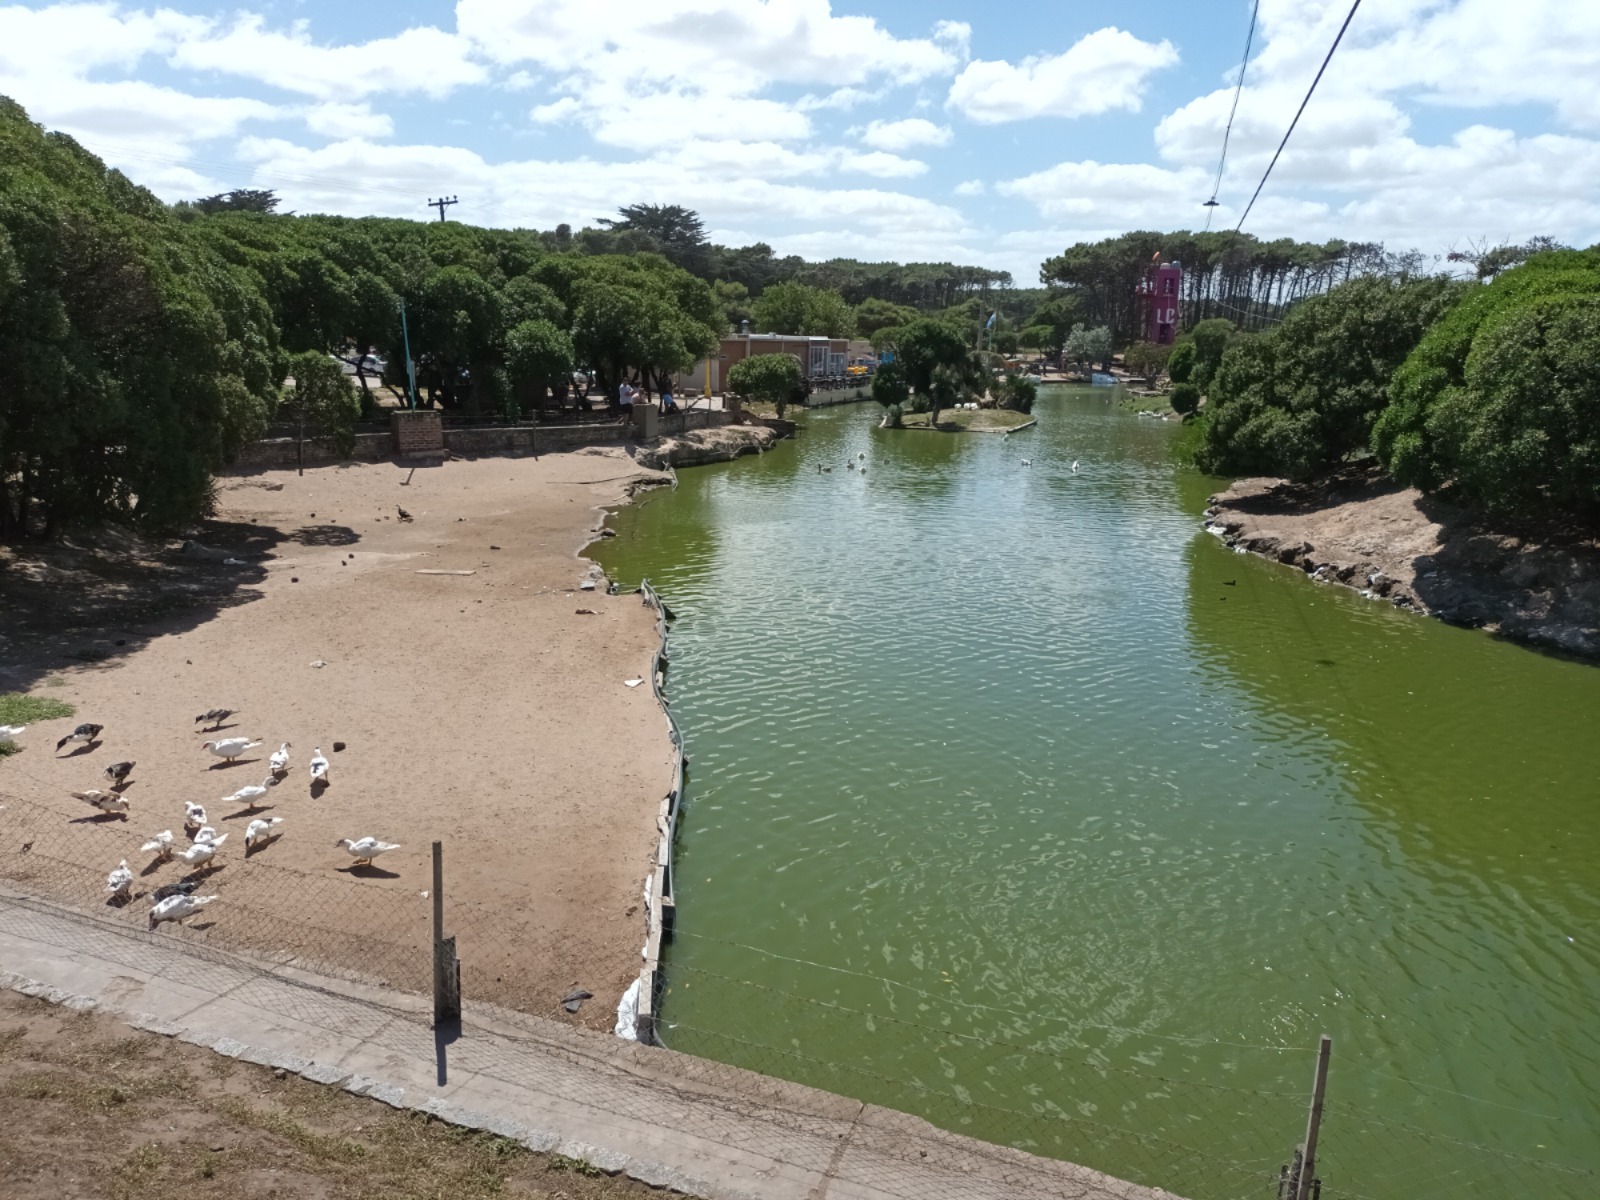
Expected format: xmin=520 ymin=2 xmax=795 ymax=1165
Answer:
xmin=1291 ymin=1035 xmax=1332 ymax=1200
xmin=432 ymin=841 xmax=460 ymax=1025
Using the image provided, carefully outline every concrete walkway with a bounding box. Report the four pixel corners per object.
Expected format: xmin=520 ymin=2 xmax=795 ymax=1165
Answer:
xmin=0 ymin=889 xmax=1170 ymax=1200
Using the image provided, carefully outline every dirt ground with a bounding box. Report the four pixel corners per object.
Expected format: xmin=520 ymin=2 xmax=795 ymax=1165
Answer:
xmin=1208 ymin=466 xmax=1600 ymax=659
xmin=0 ymin=448 xmax=676 ymax=1027
xmin=0 ymin=989 xmax=669 ymax=1199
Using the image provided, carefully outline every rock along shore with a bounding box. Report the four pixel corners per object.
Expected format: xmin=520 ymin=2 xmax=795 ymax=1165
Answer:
xmin=1204 ymin=469 xmax=1600 ymax=661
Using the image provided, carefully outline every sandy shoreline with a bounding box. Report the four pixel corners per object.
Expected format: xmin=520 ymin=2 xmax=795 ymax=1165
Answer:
xmin=0 ymin=448 xmax=678 ymax=1028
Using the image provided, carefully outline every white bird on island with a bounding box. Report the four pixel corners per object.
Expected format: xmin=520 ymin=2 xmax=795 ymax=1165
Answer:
xmin=149 ymin=893 xmax=216 ymax=930
xmin=268 ymin=742 xmax=291 ymax=775
xmin=0 ymin=724 xmax=24 ymax=746
xmin=245 ymin=817 xmax=284 ymax=849
xmin=224 ymin=777 xmax=276 ymax=809
xmin=1020 ymin=459 xmax=1032 ymax=467
xmin=176 ymin=834 xmax=226 ymax=867
xmin=1071 ymin=460 xmax=1079 ymax=473
xmin=183 ymin=801 xmax=207 ymax=834
xmin=141 ymin=830 xmax=175 ymax=861
xmin=202 ymin=737 xmax=260 ymax=761
xmin=194 ymin=825 xmax=220 ymax=844
xmin=336 ymin=837 xmax=399 ymax=866
xmin=106 ymin=859 xmax=133 ymax=899
xmin=78 ymin=792 xmax=129 ymax=818
xmin=309 ymin=748 xmax=330 ymax=785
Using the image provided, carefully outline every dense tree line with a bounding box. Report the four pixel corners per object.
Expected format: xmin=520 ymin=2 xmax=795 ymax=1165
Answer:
xmin=1039 ymin=230 xmax=1448 ymax=345
xmin=1195 ymin=245 xmax=1600 ymax=527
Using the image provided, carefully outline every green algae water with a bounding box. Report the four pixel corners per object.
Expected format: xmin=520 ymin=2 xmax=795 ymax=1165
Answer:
xmin=592 ymin=388 xmax=1600 ymax=1200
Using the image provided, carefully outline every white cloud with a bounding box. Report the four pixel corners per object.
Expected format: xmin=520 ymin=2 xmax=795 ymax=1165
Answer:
xmin=954 ymin=179 xmax=985 ymax=196
xmin=947 ymin=27 xmax=1178 ymax=123
xmin=860 ymin=117 xmax=952 ymax=152
xmin=842 ymin=150 xmax=928 ymax=178
xmin=305 ymin=103 xmax=394 ymax=140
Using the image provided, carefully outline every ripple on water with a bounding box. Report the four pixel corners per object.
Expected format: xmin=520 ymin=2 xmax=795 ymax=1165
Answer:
xmin=595 ymin=389 xmax=1600 ymax=1193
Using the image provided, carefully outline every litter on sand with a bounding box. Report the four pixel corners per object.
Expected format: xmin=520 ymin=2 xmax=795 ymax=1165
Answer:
xmin=624 ymin=678 xmax=644 ymax=688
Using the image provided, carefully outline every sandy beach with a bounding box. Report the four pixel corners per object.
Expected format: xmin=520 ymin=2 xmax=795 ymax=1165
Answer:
xmin=0 ymin=448 xmax=675 ymax=1028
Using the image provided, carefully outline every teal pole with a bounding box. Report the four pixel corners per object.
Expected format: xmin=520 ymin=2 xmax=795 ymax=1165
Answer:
xmin=400 ymin=298 xmax=418 ymax=410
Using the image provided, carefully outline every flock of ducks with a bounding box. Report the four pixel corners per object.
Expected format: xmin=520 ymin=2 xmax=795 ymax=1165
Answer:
xmin=5 ymin=715 xmax=401 ymax=931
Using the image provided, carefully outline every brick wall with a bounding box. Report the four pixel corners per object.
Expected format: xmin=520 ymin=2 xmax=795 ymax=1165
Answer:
xmin=391 ymin=410 xmax=444 ymax=455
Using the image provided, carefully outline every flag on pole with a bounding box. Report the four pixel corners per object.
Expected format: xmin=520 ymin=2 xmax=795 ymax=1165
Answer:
xmin=985 ymin=310 xmax=998 ymax=329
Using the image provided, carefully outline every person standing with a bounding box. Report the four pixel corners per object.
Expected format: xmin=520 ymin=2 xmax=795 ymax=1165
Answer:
xmin=619 ymin=380 xmax=636 ymax=425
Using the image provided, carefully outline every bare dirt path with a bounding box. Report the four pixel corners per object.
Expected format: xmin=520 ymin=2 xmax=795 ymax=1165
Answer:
xmin=0 ymin=449 xmax=675 ymax=1027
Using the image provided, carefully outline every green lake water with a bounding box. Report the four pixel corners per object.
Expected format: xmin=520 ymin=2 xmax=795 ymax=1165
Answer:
xmin=593 ymin=387 xmax=1600 ymax=1200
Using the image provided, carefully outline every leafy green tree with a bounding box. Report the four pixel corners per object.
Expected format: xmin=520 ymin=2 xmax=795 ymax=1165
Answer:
xmin=871 ymin=359 xmax=909 ymax=412
xmin=884 ymin=319 xmax=969 ymax=400
xmin=727 ymin=353 xmax=804 ymax=417
xmin=0 ymin=97 xmax=278 ymax=534
xmin=506 ymin=319 xmax=574 ymax=413
xmin=1018 ymin=325 xmax=1055 ymax=352
xmin=1123 ymin=341 xmax=1172 ymax=382
xmin=1169 ymin=381 xmax=1201 ymax=416
xmin=280 ymin=352 xmax=360 ymax=474
xmin=752 ymin=281 xmax=855 ymax=337
xmin=1166 ymin=341 xmax=1196 ymax=383
xmin=1197 ymin=274 xmax=1463 ymax=480
xmin=1188 ymin=318 xmax=1236 ymax=390
xmin=1063 ymin=323 xmax=1112 ymax=368
xmin=1375 ymin=248 xmax=1600 ymax=521
xmin=996 ymin=372 xmax=1037 ymax=412
xmin=713 ymin=279 xmax=751 ymax=331
xmin=190 ymin=188 xmax=280 ymax=214
xmin=854 ymin=297 xmax=918 ymax=336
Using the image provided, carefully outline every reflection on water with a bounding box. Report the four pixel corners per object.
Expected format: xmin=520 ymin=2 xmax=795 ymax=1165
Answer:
xmin=594 ymin=388 xmax=1600 ymax=1197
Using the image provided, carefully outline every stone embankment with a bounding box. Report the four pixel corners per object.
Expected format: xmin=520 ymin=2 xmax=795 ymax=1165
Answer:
xmin=1206 ymin=470 xmax=1600 ymax=660
xmin=636 ymin=423 xmax=785 ymax=470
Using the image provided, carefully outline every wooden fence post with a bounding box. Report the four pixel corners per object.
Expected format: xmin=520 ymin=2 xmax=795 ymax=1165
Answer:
xmin=432 ymin=841 xmax=460 ymax=1025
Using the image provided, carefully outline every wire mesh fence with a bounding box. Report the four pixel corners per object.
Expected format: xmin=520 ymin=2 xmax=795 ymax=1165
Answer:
xmin=1 ymin=780 xmax=1593 ymax=1200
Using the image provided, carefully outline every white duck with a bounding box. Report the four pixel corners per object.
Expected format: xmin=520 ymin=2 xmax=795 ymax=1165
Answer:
xmin=140 ymin=830 xmax=175 ymax=861
xmin=176 ymin=834 xmax=226 ymax=867
xmin=268 ymin=742 xmax=291 ymax=775
xmin=149 ymin=894 xmax=216 ymax=930
xmin=105 ymin=859 xmax=133 ymax=899
xmin=245 ymin=817 xmax=284 ymax=849
xmin=183 ymin=801 xmax=207 ymax=834
xmin=194 ymin=825 xmax=221 ymax=844
xmin=224 ymin=777 xmax=276 ymax=809
xmin=308 ymin=747 xmax=330 ymax=785
xmin=202 ymin=737 xmax=261 ymax=761
xmin=78 ymin=792 xmax=129 ymax=818
xmin=336 ymin=837 xmax=399 ymax=866
xmin=0 ymin=724 xmax=24 ymax=746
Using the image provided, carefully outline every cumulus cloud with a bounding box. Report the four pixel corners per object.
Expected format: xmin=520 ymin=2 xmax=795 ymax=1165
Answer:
xmin=305 ymin=103 xmax=395 ymax=140
xmin=860 ymin=118 xmax=952 ymax=152
xmin=842 ymin=150 xmax=929 ymax=178
xmin=953 ymin=179 xmax=985 ymax=197
xmin=947 ymin=27 xmax=1178 ymax=124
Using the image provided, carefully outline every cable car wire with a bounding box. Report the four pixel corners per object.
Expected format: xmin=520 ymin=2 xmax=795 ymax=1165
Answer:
xmin=1233 ymin=0 xmax=1363 ymax=233
xmin=1203 ymin=0 xmax=1261 ymax=231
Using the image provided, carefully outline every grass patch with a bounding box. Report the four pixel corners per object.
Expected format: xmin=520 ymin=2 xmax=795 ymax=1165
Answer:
xmin=0 ymin=693 xmax=76 ymax=755
xmin=551 ymin=1152 xmax=608 ymax=1176
xmin=898 ymin=407 xmax=1033 ymax=432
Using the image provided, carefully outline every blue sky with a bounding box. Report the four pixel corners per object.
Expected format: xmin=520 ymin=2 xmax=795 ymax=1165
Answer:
xmin=3 ymin=1 xmax=1598 ymax=281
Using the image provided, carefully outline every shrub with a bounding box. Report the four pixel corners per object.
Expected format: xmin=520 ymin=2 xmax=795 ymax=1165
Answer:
xmin=1167 ymin=341 xmax=1196 ymax=383
xmin=996 ymin=372 xmax=1038 ymax=413
xmin=1169 ymin=381 xmax=1200 ymax=416
xmin=1374 ymin=248 xmax=1600 ymax=522
xmin=1195 ymin=275 xmax=1463 ymax=480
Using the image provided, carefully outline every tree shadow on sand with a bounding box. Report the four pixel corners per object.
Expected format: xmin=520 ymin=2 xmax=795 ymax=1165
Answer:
xmin=0 ymin=514 xmax=363 ymax=693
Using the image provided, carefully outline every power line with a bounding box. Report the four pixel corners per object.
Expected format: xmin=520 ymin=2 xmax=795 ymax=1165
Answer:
xmin=1204 ymin=0 xmax=1262 ymax=231
xmin=1234 ymin=0 xmax=1363 ymax=233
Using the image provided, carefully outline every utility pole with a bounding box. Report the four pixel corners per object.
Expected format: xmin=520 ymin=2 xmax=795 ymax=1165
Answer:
xmin=427 ymin=195 xmax=458 ymax=222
